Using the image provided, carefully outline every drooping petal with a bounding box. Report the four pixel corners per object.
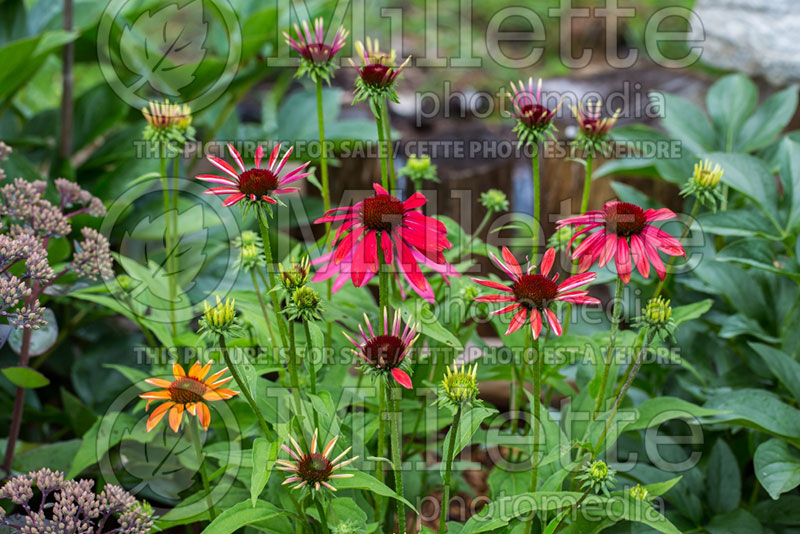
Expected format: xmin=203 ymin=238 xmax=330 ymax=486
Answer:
xmin=168 ymin=404 xmax=185 ymax=433
xmin=146 ymin=401 xmax=174 ymax=432
xmin=501 ymin=247 xmax=523 ymax=278
xmin=544 ymin=308 xmax=563 ymax=336
xmin=629 ymin=234 xmax=650 ymax=279
xmin=391 ymin=368 xmax=413 ymax=389
xmin=505 ymin=307 xmax=527 ymax=335
xmin=557 ymin=272 xmax=597 ymax=293
xmin=530 ymin=308 xmax=542 ymax=339
xmin=540 ymin=248 xmax=556 ymax=276
xmin=615 ymin=237 xmax=632 ymax=283
xmin=471 ymin=278 xmax=513 ymax=292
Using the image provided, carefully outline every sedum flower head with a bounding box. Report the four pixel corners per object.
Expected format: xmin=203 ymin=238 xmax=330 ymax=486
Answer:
xmin=199 ymin=296 xmax=240 ymax=336
xmin=285 ymin=286 xmax=323 ymax=322
xmin=71 ymin=227 xmax=114 ymax=280
xmin=399 ymin=154 xmax=439 ymax=189
xmin=438 ymin=362 xmax=480 ymax=408
xmin=578 ymin=459 xmax=617 ymax=496
xmin=280 ymin=256 xmax=311 ymax=292
xmin=0 ymin=141 xmax=10 ymax=181
xmin=480 ymin=189 xmax=509 ymax=213
xmin=55 ymin=178 xmax=106 ymax=217
xmin=680 ymin=159 xmax=725 ymax=212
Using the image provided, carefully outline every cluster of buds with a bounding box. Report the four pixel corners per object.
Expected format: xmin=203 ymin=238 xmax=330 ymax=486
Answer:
xmin=508 ymin=77 xmax=562 ymax=146
xmin=55 ymin=178 xmax=106 ymax=217
xmin=279 ymin=256 xmax=311 ymax=293
xmin=142 ymin=99 xmax=195 ymax=148
xmin=284 ymin=286 xmax=323 ymax=322
xmin=0 ymin=231 xmax=49 ymax=329
xmin=284 ymin=18 xmax=348 ymax=84
xmin=680 ymin=159 xmax=724 ymax=211
xmin=350 ymin=37 xmax=410 ymax=110
xmin=398 ymin=154 xmax=439 ymax=190
xmin=634 ymin=295 xmax=676 ymax=341
xmin=547 ymin=225 xmax=580 ymax=254
xmin=479 ymin=189 xmax=509 ymax=214
xmin=0 ymin=141 xmax=10 ymax=181
xmin=629 ymin=484 xmax=650 ymax=501
xmin=199 ymin=296 xmax=241 ymax=337
xmin=233 ymin=231 xmax=265 ymax=272
xmin=577 ymin=459 xmax=617 ymax=496
xmin=72 ymin=228 xmax=114 ymax=280
xmin=571 ymin=99 xmax=620 ymax=156
xmin=437 ymin=361 xmax=480 ymax=408
xmin=0 ymin=468 xmax=154 ymax=533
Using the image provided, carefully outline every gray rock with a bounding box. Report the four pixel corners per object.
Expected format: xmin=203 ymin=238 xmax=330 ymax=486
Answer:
xmin=691 ymin=0 xmax=800 ymax=85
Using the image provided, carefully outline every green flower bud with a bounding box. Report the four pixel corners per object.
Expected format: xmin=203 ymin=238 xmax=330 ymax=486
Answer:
xmin=438 ymin=362 xmax=480 ymax=407
xmin=480 ymin=189 xmax=509 ymax=213
xmin=680 ymin=159 xmax=725 ymax=212
xmin=577 ymin=460 xmax=617 ymax=496
xmin=630 ymin=484 xmax=649 ymax=501
xmin=199 ymin=296 xmax=240 ymax=336
xmin=285 ymin=286 xmax=323 ymax=322
xmin=279 ymin=257 xmax=311 ymax=292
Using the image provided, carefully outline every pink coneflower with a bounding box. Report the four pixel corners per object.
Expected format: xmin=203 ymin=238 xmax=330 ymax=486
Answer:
xmin=196 ymin=143 xmax=311 ymax=207
xmin=345 ymin=309 xmax=419 ymax=389
xmin=472 ymin=247 xmax=599 ymax=338
xmin=283 ymin=18 xmax=348 ymax=66
xmin=313 ymin=183 xmax=454 ymax=302
xmin=572 ymin=99 xmax=620 ymax=141
xmin=276 ymin=429 xmax=357 ymax=492
xmin=509 ymin=77 xmax=562 ymax=139
xmin=557 ymin=201 xmax=685 ymax=283
xmin=350 ymin=37 xmax=410 ymax=99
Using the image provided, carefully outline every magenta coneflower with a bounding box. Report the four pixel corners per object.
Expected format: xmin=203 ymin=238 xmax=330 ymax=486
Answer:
xmin=312 ymin=183 xmax=454 ymax=302
xmin=196 ymin=143 xmax=311 ymax=207
xmin=345 ymin=309 xmax=419 ymax=389
xmin=573 ymin=100 xmax=620 ymax=142
xmin=276 ymin=429 xmax=357 ymax=492
xmin=557 ymin=201 xmax=685 ymax=283
xmin=509 ymin=77 xmax=562 ymax=142
xmin=350 ymin=37 xmax=410 ymax=102
xmin=472 ymin=247 xmax=599 ymax=338
xmin=284 ymin=18 xmax=348 ymax=66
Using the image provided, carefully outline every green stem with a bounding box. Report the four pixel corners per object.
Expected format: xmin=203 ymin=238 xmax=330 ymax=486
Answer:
xmin=375 ymin=101 xmax=389 ymax=190
xmin=594 ymin=330 xmax=656 ymax=455
xmin=382 ymin=100 xmax=396 ymax=193
xmin=531 ymin=143 xmax=541 ymax=259
xmin=172 ymin=155 xmax=180 ymax=312
xmin=256 ymin=208 xmax=289 ymax=348
xmin=316 ymin=79 xmax=331 ymax=220
xmin=287 ymin=320 xmax=304 ymax=423
xmin=219 ymin=336 xmax=276 ymax=441
xmin=315 ymin=499 xmax=330 ymax=534
xmin=524 ymin=335 xmax=542 ymax=534
xmin=653 ymin=199 xmax=699 ymax=297
xmin=250 ymin=269 xmax=277 ymax=352
xmin=375 ymin=380 xmax=386 ymax=515
xmin=303 ymin=320 xmax=320 ymax=430
xmin=387 ymin=385 xmax=407 ymax=534
xmin=592 ymin=277 xmax=624 ymax=420
xmin=467 ymin=211 xmax=492 ymax=255
xmin=187 ymin=417 xmax=217 ymax=521
xmin=160 ymin=154 xmax=176 ymax=334
xmin=439 ymin=405 xmax=462 ymax=534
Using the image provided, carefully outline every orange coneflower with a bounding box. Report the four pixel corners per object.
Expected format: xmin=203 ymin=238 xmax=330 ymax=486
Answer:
xmin=140 ymin=361 xmax=238 ymax=432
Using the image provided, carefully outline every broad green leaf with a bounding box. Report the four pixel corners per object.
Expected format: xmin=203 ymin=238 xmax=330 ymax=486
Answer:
xmin=627 ymin=396 xmax=723 ymax=431
xmin=200 ymin=499 xmax=288 ymax=534
xmin=68 ymin=413 xmax=141 ymax=478
xmin=749 ymin=343 xmax=800 ymax=403
xmin=707 ymin=440 xmax=741 ymax=515
xmin=441 ymin=405 xmax=497 ymax=477
xmin=778 ymin=138 xmax=800 ymax=231
xmin=754 ymin=438 xmax=800 ymax=500
xmin=2 ymin=366 xmax=49 ymax=388
xmin=698 ymin=209 xmax=783 ymax=240
xmin=334 ymin=471 xmax=418 ymax=512
xmin=13 ymin=440 xmax=81 ymax=475
xmin=704 ymin=389 xmax=800 ymax=442
xmin=643 ymin=476 xmax=682 ymax=497
xmin=657 ymin=91 xmax=716 ymax=154
xmin=707 ymin=509 xmax=763 ymax=534
xmin=706 ymin=74 xmax=758 ymax=151
xmin=703 ymin=152 xmax=778 ymax=216
xmin=395 ymin=299 xmax=462 ymax=351
xmin=738 ymin=86 xmax=799 ymax=152
xmin=327 ymin=497 xmax=368 ymax=534
xmin=671 ymin=299 xmax=713 ymax=327
xmin=250 ymin=438 xmax=281 ymax=506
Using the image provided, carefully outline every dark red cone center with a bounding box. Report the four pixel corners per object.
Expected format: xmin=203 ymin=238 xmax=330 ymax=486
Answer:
xmin=512 ymin=273 xmax=559 ymax=310
xmin=519 ymin=103 xmax=553 ymax=127
xmin=363 ymin=334 xmax=405 ymax=369
xmin=361 ymin=194 xmax=404 ymax=231
xmin=604 ymin=202 xmax=647 ymax=237
xmin=239 ymin=168 xmax=280 ymax=198
xmin=297 ymin=453 xmax=334 ymax=483
xmin=360 ymin=64 xmax=393 ymax=87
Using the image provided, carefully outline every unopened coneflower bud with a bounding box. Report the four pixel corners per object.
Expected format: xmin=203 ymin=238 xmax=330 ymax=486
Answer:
xmin=199 ymin=296 xmax=239 ymax=336
xmin=630 ymin=484 xmax=650 ymax=501
xmin=439 ymin=362 xmax=480 ymax=407
xmin=399 ymin=155 xmax=439 ymax=189
xmin=577 ymin=459 xmax=617 ymax=496
xmin=286 ymin=286 xmax=323 ymax=322
xmin=680 ymin=159 xmax=725 ymax=211
xmin=142 ymin=99 xmax=195 ymax=146
xmin=479 ymin=189 xmax=509 ymax=213
xmin=237 ymin=244 xmax=264 ymax=271
xmin=280 ymin=257 xmax=311 ymax=292
xmin=236 ymin=230 xmax=261 ymax=248
xmin=645 ymin=295 xmax=671 ymax=326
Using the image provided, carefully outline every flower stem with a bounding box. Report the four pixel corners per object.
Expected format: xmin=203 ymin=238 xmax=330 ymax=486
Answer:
xmin=438 ymin=405 xmax=462 ymax=534
xmin=591 ymin=277 xmax=624 ymax=420
xmin=315 ymin=79 xmax=334 ymax=354
xmin=1 ymin=327 xmax=31 ymax=475
xmin=314 ymin=499 xmax=330 ymax=534
xmin=524 ymin=334 xmax=543 ymax=534
xmin=386 ymin=385 xmax=407 ymax=534
xmin=172 ymin=155 xmax=180 ymax=317
xmin=219 ymin=335 xmax=276 ymax=441
xmin=653 ymin=199 xmax=699 ymax=298
xmin=563 ymin=154 xmax=594 ymax=337
xmin=287 ymin=320 xmax=305 ymax=424
xmin=256 ymin=207 xmax=289 ymax=348
xmin=250 ymin=269 xmax=277 ymax=351
xmin=375 ymin=380 xmax=386 ymax=516
xmin=303 ymin=320 xmax=320 ymax=430
xmin=381 ymin=100 xmax=396 ymax=193
xmin=466 ymin=211 xmax=492 ymax=254
xmin=375 ymin=101 xmax=389 ymax=191
xmin=187 ymin=417 xmax=217 ymax=521
xmin=160 ymin=154 xmax=176 ymax=333
xmin=594 ymin=330 xmax=656 ymax=455
xmin=531 ymin=143 xmax=541 ymax=259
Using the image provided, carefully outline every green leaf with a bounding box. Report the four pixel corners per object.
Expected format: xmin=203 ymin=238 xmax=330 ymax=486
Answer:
xmin=704 ymin=389 xmax=800 ymax=442
xmin=754 ymin=438 xmax=800 ymax=500
xmin=441 ymin=405 xmax=497 ymax=477
xmin=250 ymin=438 xmax=281 ymax=506
xmin=627 ymin=396 xmax=723 ymax=431
xmin=657 ymin=91 xmax=716 ymax=154
xmin=706 ymin=74 xmax=758 ymax=150
xmin=333 ymin=471 xmax=418 ymax=512
xmin=395 ymin=299 xmax=462 ymax=351
xmin=328 ymin=497 xmax=368 ymax=534
xmin=697 ymin=209 xmax=783 ymax=240
xmin=707 ymin=509 xmax=763 ymax=534
xmin=778 ymin=138 xmax=800 ymax=231
xmin=702 ymin=152 xmax=778 ymax=216
xmin=0 ymin=30 xmax=76 ymax=103
xmin=737 ymin=85 xmax=799 ymax=152
xmin=671 ymin=299 xmax=713 ymax=327
xmin=643 ymin=476 xmax=682 ymax=498
xmin=200 ymin=500 xmax=288 ymax=534
xmin=2 ymin=366 xmax=49 ymax=388
xmin=13 ymin=440 xmax=81 ymax=475
xmin=749 ymin=343 xmax=800 ymax=403
xmin=68 ymin=413 xmax=140 ymax=478
xmin=707 ymin=440 xmax=741 ymax=515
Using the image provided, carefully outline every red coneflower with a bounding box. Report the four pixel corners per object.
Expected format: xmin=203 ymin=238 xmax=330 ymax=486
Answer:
xmin=312 ymin=183 xmax=454 ymax=302
xmin=509 ymin=77 xmax=562 ymax=141
xmin=344 ymin=309 xmax=419 ymax=389
xmin=276 ymin=429 xmax=357 ymax=492
xmin=196 ymin=143 xmax=311 ymax=207
xmin=472 ymin=247 xmax=599 ymax=338
xmin=572 ymin=99 xmax=620 ymax=141
xmin=140 ymin=361 xmax=237 ymax=432
xmin=350 ymin=37 xmax=410 ymax=101
xmin=283 ymin=18 xmax=348 ymax=66
xmin=557 ymin=201 xmax=685 ymax=283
